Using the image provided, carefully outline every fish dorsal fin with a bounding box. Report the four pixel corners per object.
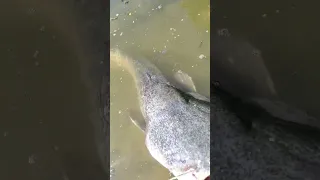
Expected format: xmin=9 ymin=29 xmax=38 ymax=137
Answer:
xmin=174 ymin=70 xmax=210 ymax=102
xmin=174 ymin=70 xmax=197 ymax=93
xmin=187 ymin=92 xmax=210 ymax=102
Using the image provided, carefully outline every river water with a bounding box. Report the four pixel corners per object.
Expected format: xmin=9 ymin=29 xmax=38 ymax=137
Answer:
xmin=212 ymin=0 xmax=320 ymax=123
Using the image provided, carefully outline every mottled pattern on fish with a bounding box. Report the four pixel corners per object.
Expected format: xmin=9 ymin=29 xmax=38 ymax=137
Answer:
xmin=211 ymin=93 xmax=320 ymax=180
xmin=110 ymin=49 xmax=210 ymax=179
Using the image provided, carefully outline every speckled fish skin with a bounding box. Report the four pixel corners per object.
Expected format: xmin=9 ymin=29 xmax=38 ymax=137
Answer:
xmin=211 ymin=91 xmax=320 ymax=180
xmin=110 ymin=49 xmax=210 ymax=179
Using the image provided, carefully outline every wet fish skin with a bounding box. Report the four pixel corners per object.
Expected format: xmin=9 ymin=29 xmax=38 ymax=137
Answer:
xmin=110 ymin=49 xmax=210 ymax=179
xmin=211 ymin=87 xmax=320 ymax=180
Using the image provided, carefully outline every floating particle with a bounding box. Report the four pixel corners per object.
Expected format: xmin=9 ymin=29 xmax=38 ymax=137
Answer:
xmin=120 ymin=32 xmax=123 ymax=36
xmin=157 ymin=4 xmax=162 ymax=9
xmin=53 ymin=145 xmax=59 ymax=151
xmin=217 ymin=28 xmax=230 ymax=37
xmin=40 ymin=26 xmax=45 ymax=32
xmin=206 ymin=30 xmax=209 ymax=33
xmin=181 ymin=19 xmax=184 ymax=21
xmin=262 ymin=14 xmax=267 ymax=18
xmin=28 ymin=154 xmax=36 ymax=164
xmin=116 ymin=14 xmax=119 ymax=17
xmin=35 ymin=61 xmax=39 ymax=66
xmin=3 ymin=131 xmax=8 ymax=137
xmin=199 ymin=54 xmax=206 ymax=59
xmin=275 ymin=10 xmax=280 ymax=13
xmin=62 ymin=174 xmax=69 ymax=180
xmin=110 ymin=17 xmax=118 ymax=21
xmin=33 ymin=50 xmax=39 ymax=58
xmin=198 ymin=13 xmax=200 ymax=15
xmin=133 ymin=20 xmax=135 ymax=23
xmin=129 ymin=12 xmax=132 ymax=16
xmin=113 ymin=33 xmax=116 ymax=36
xmin=27 ymin=8 xmax=36 ymax=15
xmin=170 ymin=28 xmax=176 ymax=31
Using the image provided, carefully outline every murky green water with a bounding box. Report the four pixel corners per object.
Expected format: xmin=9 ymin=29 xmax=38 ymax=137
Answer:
xmin=0 ymin=0 xmax=108 ymax=179
xmin=212 ymin=0 xmax=320 ymax=124
xmin=110 ymin=0 xmax=210 ymax=179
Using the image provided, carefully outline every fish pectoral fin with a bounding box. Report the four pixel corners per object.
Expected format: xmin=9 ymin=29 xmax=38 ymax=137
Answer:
xmin=187 ymin=92 xmax=210 ymax=102
xmin=128 ymin=110 xmax=146 ymax=133
xmin=174 ymin=70 xmax=197 ymax=93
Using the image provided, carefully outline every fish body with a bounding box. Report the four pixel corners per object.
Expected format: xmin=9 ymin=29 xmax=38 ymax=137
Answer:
xmin=110 ymin=49 xmax=210 ymax=180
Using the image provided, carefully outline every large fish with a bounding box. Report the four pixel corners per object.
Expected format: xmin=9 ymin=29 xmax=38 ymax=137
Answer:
xmin=110 ymin=48 xmax=320 ymax=180
xmin=110 ymin=49 xmax=210 ymax=180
